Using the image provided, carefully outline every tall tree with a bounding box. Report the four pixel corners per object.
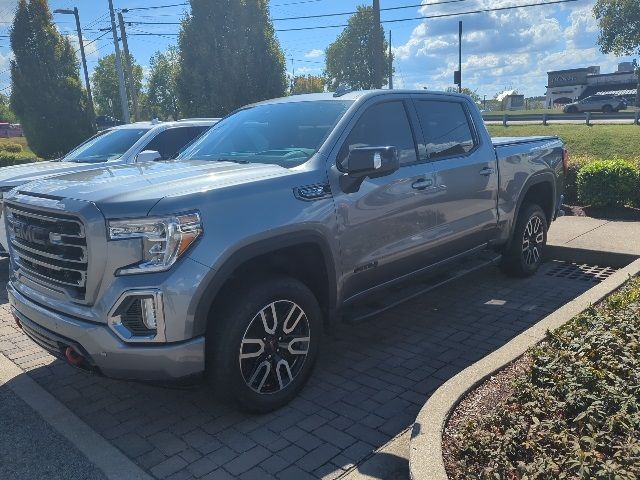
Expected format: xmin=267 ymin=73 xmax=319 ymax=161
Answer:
xmin=92 ymin=53 xmax=143 ymax=120
xmin=594 ymin=0 xmax=640 ymax=105
xmin=292 ymin=75 xmax=325 ymax=94
xmin=178 ymin=0 xmax=286 ymax=117
xmin=10 ymin=0 xmax=93 ymax=158
xmin=146 ymin=47 xmax=181 ymax=120
xmin=324 ymin=5 xmax=391 ymax=91
xmin=0 ymin=93 xmax=17 ymax=123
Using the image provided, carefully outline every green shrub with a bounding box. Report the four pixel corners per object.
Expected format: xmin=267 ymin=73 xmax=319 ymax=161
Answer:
xmin=577 ymin=159 xmax=639 ymax=207
xmin=0 ymin=151 xmax=37 ymax=167
xmin=563 ymin=161 xmax=583 ymax=205
xmin=0 ymin=142 xmax=23 ymax=153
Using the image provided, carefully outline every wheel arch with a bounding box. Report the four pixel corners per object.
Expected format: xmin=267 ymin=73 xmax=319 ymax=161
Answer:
xmin=509 ymin=172 xmax=556 ymax=242
xmin=190 ymin=231 xmax=339 ymax=336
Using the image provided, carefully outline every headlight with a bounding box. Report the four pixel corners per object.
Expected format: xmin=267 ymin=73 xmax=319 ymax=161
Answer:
xmin=108 ymin=212 xmax=202 ymax=275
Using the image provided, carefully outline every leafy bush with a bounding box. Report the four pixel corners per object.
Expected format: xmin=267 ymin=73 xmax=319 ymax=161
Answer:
xmin=577 ymin=159 xmax=639 ymax=207
xmin=448 ymin=278 xmax=640 ymax=479
xmin=0 ymin=142 xmax=23 ymax=153
xmin=0 ymin=151 xmax=37 ymax=168
xmin=563 ymin=160 xmax=584 ymax=205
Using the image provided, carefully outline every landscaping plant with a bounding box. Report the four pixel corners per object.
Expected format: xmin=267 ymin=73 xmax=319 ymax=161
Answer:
xmin=577 ymin=159 xmax=639 ymax=207
xmin=448 ymin=278 xmax=640 ymax=479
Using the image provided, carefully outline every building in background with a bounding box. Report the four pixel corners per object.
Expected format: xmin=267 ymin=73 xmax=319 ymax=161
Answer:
xmin=545 ymin=63 xmax=637 ymax=108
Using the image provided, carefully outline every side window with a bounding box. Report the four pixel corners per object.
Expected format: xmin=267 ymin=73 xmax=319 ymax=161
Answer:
xmin=414 ymin=100 xmax=476 ymax=160
xmin=339 ymin=101 xmax=418 ymax=167
xmin=144 ymin=127 xmax=208 ymax=160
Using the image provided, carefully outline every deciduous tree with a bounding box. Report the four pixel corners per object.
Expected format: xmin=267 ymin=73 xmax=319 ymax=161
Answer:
xmin=324 ymin=6 xmax=391 ymax=91
xmin=292 ymin=75 xmax=325 ymax=94
xmin=10 ymin=0 xmax=93 ymax=158
xmin=146 ymin=47 xmax=181 ymax=120
xmin=594 ymin=0 xmax=640 ymax=105
xmin=91 ymin=53 xmax=143 ymax=120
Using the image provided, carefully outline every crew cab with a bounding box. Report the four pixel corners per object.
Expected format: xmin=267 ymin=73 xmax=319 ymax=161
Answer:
xmin=0 ymin=119 xmax=219 ymax=251
xmin=6 ymin=91 xmax=566 ymax=412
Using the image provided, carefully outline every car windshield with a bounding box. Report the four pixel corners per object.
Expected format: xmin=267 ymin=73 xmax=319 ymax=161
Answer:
xmin=179 ymin=100 xmax=353 ymax=168
xmin=63 ymin=127 xmax=149 ymax=163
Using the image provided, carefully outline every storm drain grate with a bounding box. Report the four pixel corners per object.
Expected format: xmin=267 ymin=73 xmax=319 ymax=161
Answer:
xmin=545 ymin=262 xmax=617 ymax=283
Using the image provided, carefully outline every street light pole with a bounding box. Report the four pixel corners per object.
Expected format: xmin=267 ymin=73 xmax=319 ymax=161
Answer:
xmin=54 ymin=8 xmax=94 ymax=121
xmin=107 ymin=0 xmax=130 ymax=123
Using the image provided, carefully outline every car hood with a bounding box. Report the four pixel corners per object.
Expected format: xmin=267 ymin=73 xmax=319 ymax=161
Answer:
xmin=0 ymin=161 xmax=102 ymax=187
xmin=12 ymin=160 xmax=294 ymax=218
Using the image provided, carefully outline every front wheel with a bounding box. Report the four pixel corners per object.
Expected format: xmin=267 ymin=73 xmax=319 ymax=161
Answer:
xmin=206 ymin=276 xmax=322 ymax=413
xmin=501 ymin=203 xmax=548 ymax=277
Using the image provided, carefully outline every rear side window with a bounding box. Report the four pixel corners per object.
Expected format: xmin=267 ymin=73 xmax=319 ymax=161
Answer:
xmin=339 ymin=101 xmax=418 ymax=167
xmin=414 ymin=100 xmax=476 ymax=160
xmin=144 ymin=126 xmax=210 ymax=160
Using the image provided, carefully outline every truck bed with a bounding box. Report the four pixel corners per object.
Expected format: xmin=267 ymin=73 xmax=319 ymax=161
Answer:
xmin=491 ymin=135 xmax=559 ymax=147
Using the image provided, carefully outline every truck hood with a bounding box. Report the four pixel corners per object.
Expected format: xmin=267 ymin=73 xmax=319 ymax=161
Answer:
xmin=0 ymin=160 xmax=101 ymax=187
xmin=14 ymin=160 xmax=293 ymax=217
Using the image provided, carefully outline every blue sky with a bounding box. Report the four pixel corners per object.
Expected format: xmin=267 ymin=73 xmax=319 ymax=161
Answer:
xmin=0 ymin=0 xmax=636 ymax=98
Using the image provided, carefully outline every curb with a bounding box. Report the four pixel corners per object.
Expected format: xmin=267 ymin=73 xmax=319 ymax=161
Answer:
xmin=408 ymin=253 xmax=640 ymax=480
xmin=0 ymin=353 xmax=154 ymax=480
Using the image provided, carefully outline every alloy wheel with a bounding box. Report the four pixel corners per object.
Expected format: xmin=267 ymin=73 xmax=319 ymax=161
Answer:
xmin=522 ymin=215 xmax=544 ymax=266
xmin=239 ymin=300 xmax=311 ymax=395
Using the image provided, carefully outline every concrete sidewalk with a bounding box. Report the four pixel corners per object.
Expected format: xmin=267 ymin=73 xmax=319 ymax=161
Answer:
xmin=547 ymin=216 xmax=640 ymax=255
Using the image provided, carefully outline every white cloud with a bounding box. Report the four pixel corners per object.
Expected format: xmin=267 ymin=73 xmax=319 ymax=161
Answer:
xmin=394 ymin=0 xmax=636 ymax=96
xmin=304 ymin=48 xmax=324 ymax=59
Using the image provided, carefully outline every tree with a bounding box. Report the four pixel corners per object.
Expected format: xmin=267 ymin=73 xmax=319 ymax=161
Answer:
xmin=178 ymin=0 xmax=287 ymax=117
xmin=324 ymin=5 xmax=391 ymax=91
xmin=594 ymin=0 xmax=640 ymax=105
xmin=10 ymin=0 xmax=93 ymax=158
xmin=292 ymin=75 xmax=325 ymax=94
xmin=146 ymin=47 xmax=181 ymax=120
xmin=0 ymin=94 xmax=17 ymax=123
xmin=92 ymin=53 xmax=143 ymax=120
xmin=445 ymin=86 xmax=481 ymax=103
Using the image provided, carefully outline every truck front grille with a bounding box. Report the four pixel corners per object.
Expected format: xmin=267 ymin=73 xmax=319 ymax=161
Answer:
xmin=7 ymin=204 xmax=88 ymax=299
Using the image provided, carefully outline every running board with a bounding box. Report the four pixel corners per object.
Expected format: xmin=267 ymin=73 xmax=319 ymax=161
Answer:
xmin=343 ymin=251 xmax=502 ymax=324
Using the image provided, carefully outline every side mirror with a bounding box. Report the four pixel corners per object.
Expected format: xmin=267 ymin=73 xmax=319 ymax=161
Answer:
xmin=136 ymin=150 xmax=162 ymax=163
xmin=340 ymin=146 xmax=399 ymax=193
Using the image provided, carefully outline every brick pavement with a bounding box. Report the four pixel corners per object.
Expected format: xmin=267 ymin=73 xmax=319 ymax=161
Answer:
xmin=0 ymin=259 xmax=597 ymax=479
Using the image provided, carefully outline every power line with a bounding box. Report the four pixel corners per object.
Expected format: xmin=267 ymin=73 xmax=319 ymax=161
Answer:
xmin=123 ymin=2 xmax=188 ymax=12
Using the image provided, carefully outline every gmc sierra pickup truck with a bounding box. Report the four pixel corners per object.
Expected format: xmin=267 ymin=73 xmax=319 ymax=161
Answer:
xmin=6 ymin=90 xmax=566 ymax=412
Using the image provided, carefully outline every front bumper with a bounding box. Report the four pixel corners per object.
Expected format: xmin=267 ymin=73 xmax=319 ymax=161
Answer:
xmin=9 ymin=283 xmax=205 ymax=381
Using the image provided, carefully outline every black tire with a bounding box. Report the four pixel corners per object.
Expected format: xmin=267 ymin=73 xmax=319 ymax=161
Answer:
xmin=500 ymin=203 xmax=548 ymax=277
xmin=206 ymin=275 xmax=322 ymax=413
xmin=602 ymin=104 xmax=613 ymax=113
xmin=566 ymin=106 xmax=578 ymax=114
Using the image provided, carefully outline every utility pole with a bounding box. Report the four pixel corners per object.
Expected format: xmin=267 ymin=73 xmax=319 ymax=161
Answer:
xmin=118 ymin=11 xmax=139 ymax=122
xmin=458 ymin=21 xmax=462 ymax=93
xmin=388 ymin=30 xmax=393 ymax=89
xmin=107 ymin=0 xmax=130 ymax=123
xmin=54 ymin=8 xmax=95 ymax=124
xmin=372 ymin=0 xmax=383 ymax=89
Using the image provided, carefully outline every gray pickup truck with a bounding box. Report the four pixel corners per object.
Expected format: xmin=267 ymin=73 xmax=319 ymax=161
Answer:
xmin=6 ymin=90 xmax=566 ymax=412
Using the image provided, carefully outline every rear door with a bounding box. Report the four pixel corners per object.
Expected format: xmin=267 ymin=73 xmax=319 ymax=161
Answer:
xmin=411 ymin=96 xmax=498 ymax=257
xmin=139 ymin=126 xmax=210 ymax=161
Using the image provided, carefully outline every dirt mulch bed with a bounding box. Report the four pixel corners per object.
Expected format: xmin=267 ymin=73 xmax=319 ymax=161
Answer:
xmin=563 ymin=204 xmax=640 ymax=221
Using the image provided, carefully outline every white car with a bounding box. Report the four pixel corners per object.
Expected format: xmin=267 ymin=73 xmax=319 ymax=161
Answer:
xmin=0 ymin=119 xmax=219 ymax=251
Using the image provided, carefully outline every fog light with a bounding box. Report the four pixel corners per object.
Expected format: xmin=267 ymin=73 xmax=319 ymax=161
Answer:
xmin=141 ymin=297 xmax=157 ymax=330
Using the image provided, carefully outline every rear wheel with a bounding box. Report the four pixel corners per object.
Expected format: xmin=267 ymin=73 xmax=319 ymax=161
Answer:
xmin=206 ymin=275 xmax=322 ymax=413
xmin=501 ymin=203 xmax=548 ymax=277
xmin=602 ymin=104 xmax=613 ymax=113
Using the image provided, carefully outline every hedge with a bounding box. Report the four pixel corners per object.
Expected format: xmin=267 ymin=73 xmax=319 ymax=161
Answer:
xmin=0 ymin=151 xmax=38 ymax=168
xmin=576 ymin=159 xmax=639 ymax=207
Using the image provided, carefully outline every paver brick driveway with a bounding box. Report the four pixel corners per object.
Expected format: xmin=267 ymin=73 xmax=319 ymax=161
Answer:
xmin=0 ymin=258 xmax=599 ymax=479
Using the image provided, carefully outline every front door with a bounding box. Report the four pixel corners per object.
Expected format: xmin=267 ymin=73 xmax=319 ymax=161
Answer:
xmin=328 ymin=99 xmax=439 ymax=301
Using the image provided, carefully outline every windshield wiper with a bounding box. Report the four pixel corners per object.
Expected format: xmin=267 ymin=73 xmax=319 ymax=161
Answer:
xmin=213 ymin=158 xmax=251 ymax=164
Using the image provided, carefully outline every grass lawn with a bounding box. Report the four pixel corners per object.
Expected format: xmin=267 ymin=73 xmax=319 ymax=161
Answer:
xmin=445 ymin=277 xmax=640 ymax=479
xmin=487 ymin=124 xmax=640 ymax=165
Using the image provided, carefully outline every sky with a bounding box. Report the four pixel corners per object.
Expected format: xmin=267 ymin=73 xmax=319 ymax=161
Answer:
xmin=0 ymin=0 xmax=636 ymax=99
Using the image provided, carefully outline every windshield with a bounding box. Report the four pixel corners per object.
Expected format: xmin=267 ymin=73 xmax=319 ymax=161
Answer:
xmin=179 ymin=100 xmax=353 ymax=168
xmin=63 ymin=128 xmax=149 ymax=163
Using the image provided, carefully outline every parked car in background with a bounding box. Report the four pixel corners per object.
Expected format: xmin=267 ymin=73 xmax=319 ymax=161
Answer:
xmin=95 ymin=115 xmax=123 ymax=131
xmin=0 ymin=118 xmax=218 ymax=251
xmin=563 ymin=94 xmax=627 ymax=113
xmin=5 ymin=90 xmax=566 ymax=412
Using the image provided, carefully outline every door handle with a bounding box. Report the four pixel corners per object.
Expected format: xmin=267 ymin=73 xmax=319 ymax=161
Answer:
xmin=411 ymin=178 xmax=434 ymax=190
xmin=479 ymin=167 xmax=495 ymax=176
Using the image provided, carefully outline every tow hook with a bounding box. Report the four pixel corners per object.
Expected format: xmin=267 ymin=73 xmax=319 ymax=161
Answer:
xmin=64 ymin=346 xmax=85 ymax=367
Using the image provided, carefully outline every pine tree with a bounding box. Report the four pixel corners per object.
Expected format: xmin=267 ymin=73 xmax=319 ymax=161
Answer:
xmin=10 ymin=0 xmax=93 ymax=158
xmin=178 ymin=0 xmax=286 ymax=117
